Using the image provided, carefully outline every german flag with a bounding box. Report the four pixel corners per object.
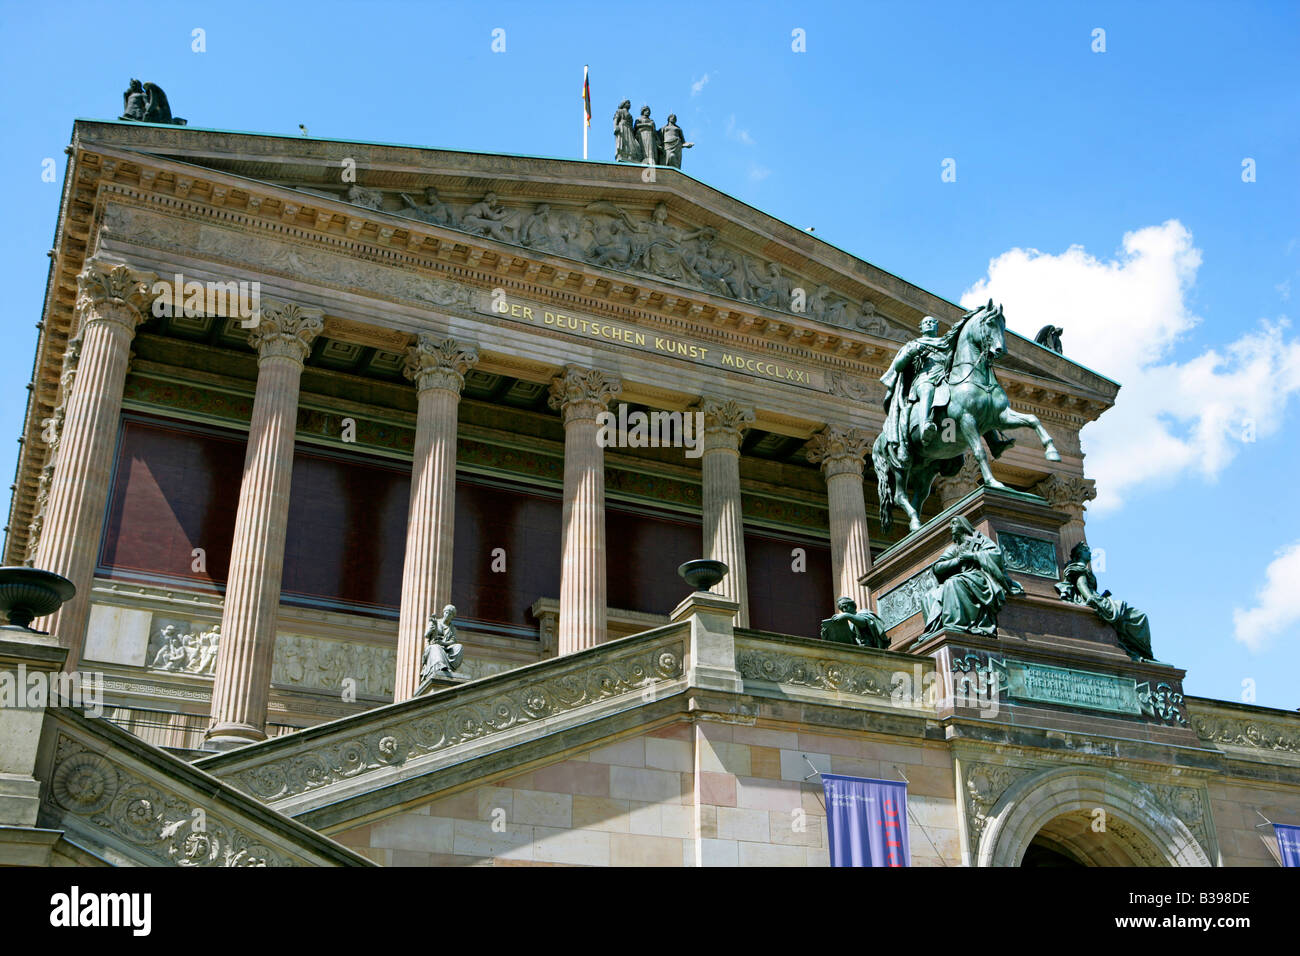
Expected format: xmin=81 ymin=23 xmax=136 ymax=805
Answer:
xmin=583 ymin=66 xmax=591 ymax=128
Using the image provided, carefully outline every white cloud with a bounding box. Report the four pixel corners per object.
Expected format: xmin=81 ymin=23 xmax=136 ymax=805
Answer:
xmin=1234 ymin=540 xmax=1300 ymax=651
xmin=691 ymin=73 xmax=711 ymax=96
xmin=961 ymin=220 xmax=1300 ymax=512
xmin=725 ymin=114 xmax=754 ymax=146
xmin=749 ymin=164 xmax=772 ymax=182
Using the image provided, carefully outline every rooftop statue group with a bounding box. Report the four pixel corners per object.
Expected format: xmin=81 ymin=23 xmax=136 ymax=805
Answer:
xmin=613 ymin=101 xmax=693 ymax=168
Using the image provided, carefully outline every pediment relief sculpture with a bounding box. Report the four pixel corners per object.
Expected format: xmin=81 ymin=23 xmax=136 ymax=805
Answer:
xmin=287 ymin=184 xmax=885 ymax=330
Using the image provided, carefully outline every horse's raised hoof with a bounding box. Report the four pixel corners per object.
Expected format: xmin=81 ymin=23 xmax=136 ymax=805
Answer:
xmin=1045 ymin=445 xmax=1061 ymax=462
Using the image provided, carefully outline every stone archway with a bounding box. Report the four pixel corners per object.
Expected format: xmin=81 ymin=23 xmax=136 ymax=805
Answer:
xmin=976 ymin=766 xmax=1212 ymax=867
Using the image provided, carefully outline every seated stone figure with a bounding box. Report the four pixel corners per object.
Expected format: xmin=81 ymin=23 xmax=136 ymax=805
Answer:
xmin=820 ymin=596 xmax=889 ymax=649
xmin=1056 ymin=542 xmax=1154 ymax=661
xmin=420 ymin=604 xmax=464 ymax=683
xmin=923 ymin=516 xmax=1023 ymax=636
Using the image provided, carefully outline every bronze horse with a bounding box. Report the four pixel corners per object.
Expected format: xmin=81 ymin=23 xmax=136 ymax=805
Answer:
xmin=872 ymin=302 xmax=1060 ymax=533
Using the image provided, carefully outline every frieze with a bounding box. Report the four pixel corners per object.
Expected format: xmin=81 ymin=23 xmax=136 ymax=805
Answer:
xmin=1191 ymin=710 xmax=1300 ymax=755
xmin=272 ymin=633 xmax=396 ymax=701
xmin=734 ymin=644 xmax=904 ymax=700
xmin=219 ymin=638 xmax=684 ymax=802
xmin=997 ymin=531 xmax=1058 ymax=578
xmin=45 ymin=733 xmax=307 ymax=866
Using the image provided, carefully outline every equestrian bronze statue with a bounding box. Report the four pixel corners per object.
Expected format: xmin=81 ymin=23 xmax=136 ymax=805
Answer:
xmin=872 ymin=301 xmax=1060 ymax=533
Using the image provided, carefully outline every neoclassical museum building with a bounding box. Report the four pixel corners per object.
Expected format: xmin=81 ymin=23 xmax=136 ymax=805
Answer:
xmin=1 ymin=117 xmax=1297 ymax=868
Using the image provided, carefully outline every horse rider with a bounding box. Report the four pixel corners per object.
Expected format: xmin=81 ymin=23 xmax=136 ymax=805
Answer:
xmin=880 ymin=315 xmax=961 ymax=445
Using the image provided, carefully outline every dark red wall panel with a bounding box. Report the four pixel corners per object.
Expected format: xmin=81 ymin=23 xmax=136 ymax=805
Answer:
xmin=452 ymin=479 xmax=562 ymax=629
xmin=280 ymin=449 xmax=410 ymax=613
xmin=100 ymin=417 xmax=244 ymax=586
xmin=745 ymin=531 xmax=833 ymax=639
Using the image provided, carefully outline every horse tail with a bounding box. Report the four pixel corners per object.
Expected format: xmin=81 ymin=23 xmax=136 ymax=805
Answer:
xmin=872 ymin=438 xmax=893 ymax=535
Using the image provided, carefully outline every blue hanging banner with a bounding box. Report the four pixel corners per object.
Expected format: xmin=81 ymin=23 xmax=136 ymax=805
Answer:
xmin=1275 ymin=823 xmax=1300 ymax=867
xmin=822 ymin=774 xmax=910 ymax=867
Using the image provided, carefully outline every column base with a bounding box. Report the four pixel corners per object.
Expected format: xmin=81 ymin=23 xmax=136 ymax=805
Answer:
xmin=203 ymin=722 xmax=267 ymax=751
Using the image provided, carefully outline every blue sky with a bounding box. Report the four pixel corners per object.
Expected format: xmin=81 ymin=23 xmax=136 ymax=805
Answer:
xmin=2 ymin=1 xmax=1297 ymax=708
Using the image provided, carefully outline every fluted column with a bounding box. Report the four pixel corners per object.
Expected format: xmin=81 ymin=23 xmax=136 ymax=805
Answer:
xmin=206 ymin=302 xmax=322 ymax=747
xmin=35 ymin=262 xmax=157 ymax=663
xmin=1033 ymin=473 xmax=1097 ymax=554
xmin=806 ymin=426 xmax=875 ymax=609
xmin=696 ymin=397 xmax=755 ymax=627
xmin=394 ymin=335 xmax=478 ymax=702
xmin=548 ymin=365 xmax=621 ymax=654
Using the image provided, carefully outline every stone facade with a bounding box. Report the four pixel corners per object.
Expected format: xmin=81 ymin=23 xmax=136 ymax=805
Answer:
xmin=2 ymin=120 xmax=1296 ymax=867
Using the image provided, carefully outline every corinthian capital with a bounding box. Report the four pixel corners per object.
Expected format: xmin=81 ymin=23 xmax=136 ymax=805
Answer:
xmin=246 ymin=300 xmax=324 ymax=365
xmin=805 ymin=424 xmax=873 ymax=478
xmin=1033 ymin=472 xmax=1097 ymax=516
xmin=547 ymin=365 xmax=622 ymax=424
xmin=695 ymin=397 xmax=756 ymax=453
xmin=75 ymin=260 xmax=159 ymax=332
xmin=403 ymin=335 xmax=480 ymax=394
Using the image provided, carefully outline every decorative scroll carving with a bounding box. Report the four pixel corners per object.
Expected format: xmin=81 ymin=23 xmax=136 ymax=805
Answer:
xmin=1136 ymin=681 xmax=1188 ymax=726
xmin=403 ymin=335 xmax=479 ymax=394
xmin=735 ymin=647 xmax=902 ymax=699
xmin=1152 ymin=783 xmax=1211 ymax=857
xmin=804 ymin=425 xmax=873 ymax=479
xmin=547 ymin=365 xmax=622 ymax=423
xmin=963 ymin=762 xmax=1033 ymax=846
xmin=246 ymin=300 xmax=323 ymax=364
xmin=46 ymin=734 xmax=303 ymax=866
xmin=997 ymin=531 xmax=1059 ymax=578
xmin=876 ymin=568 xmax=938 ymax=630
xmin=223 ymin=638 xmax=684 ymax=802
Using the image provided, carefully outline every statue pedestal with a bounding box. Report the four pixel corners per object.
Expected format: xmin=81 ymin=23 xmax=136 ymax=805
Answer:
xmin=416 ymin=672 xmax=471 ymax=697
xmin=860 ymin=486 xmax=1196 ymax=737
xmin=863 ymin=486 xmax=1070 ymax=652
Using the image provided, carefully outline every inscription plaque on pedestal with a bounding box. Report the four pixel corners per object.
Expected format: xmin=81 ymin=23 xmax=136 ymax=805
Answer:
xmin=1004 ymin=660 xmax=1140 ymax=715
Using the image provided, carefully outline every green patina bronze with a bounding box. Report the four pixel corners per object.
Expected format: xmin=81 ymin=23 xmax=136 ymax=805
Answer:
xmin=1056 ymin=541 xmax=1155 ymax=662
xmin=819 ymin=596 xmax=889 ymax=648
xmin=922 ymin=516 xmax=1023 ymax=636
xmin=1004 ymin=660 xmax=1141 ymax=715
xmin=998 ymin=531 xmax=1058 ymax=578
xmin=871 ymin=302 xmax=1061 ymax=533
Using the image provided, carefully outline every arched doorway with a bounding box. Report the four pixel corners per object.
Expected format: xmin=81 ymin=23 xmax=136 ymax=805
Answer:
xmin=1018 ymin=808 xmax=1163 ymax=866
xmin=974 ymin=766 xmax=1213 ymax=867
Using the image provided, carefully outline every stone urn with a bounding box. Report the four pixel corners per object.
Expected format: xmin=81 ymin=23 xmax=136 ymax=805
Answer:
xmin=0 ymin=567 xmax=76 ymax=632
xmin=677 ymin=559 xmax=729 ymax=592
